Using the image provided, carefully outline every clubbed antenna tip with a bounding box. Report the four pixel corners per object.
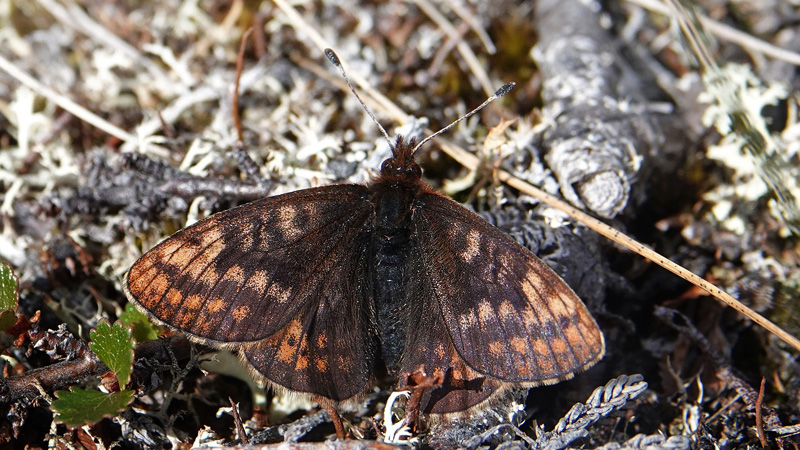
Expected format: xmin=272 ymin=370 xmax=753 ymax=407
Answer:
xmin=324 ymin=48 xmax=394 ymax=150
xmin=412 ymin=81 xmax=516 ymax=153
xmin=324 ymin=48 xmax=340 ymax=67
xmin=495 ymin=82 xmax=515 ymax=98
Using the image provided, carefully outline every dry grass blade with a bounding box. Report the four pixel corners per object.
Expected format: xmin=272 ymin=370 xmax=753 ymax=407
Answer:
xmin=0 ymin=54 xmax=135 ymax=145
xmin=624 ymin=0 xmax=800 ymax=66
xmin=272 ymin=0 xmax=408 ymax=123
xmin=441 ymin=0 xmax=496 ymax=54
xmin=34 ymin=0 xmax=173 ymax=85
xmin=756 ymin=378 xmax=768 ymax=448
xmin=233 ymin=28 xmax=253 ymax=144
xmin=411 ymin=0 xmax=494 ymax=96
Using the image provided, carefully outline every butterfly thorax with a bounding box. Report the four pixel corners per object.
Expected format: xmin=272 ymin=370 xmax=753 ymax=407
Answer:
xmin=369 ymin=139 xmax=424 ymax=376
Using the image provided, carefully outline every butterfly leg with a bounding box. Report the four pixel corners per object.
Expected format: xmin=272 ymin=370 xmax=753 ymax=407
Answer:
xmin=400 ymin=367 xmax=444 ymax=432
xmin=320 ymin=402 xmax=346 ymax=439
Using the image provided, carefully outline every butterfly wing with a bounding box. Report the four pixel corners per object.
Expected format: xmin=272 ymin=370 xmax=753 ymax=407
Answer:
xmin=402 ymin=192 xmax=605 ymax=413
xmin=124 ymin=184 xmax=377 ymax=401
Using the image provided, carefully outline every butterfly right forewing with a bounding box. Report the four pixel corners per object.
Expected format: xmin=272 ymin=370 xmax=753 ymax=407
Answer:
xmin=401 ymin=191 xmax=604 ymax=413
xmin=124 ymin=184 xmax=379 ymax=401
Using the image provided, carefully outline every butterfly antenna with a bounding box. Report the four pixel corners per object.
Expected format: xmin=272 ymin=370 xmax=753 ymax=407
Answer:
xmin=325 ymin=49 xmax=395 ymax=150
xmin=412 ymin=82 xmax=516 ymax=154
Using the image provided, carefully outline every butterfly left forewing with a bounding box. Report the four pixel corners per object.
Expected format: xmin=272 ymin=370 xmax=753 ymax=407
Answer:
xmin=402 ymin=191 xmax=604 ymax=413
xmin=124 ymin=184 xmax=379 ymax=402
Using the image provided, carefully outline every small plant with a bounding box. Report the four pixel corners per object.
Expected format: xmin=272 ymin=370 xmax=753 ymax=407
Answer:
xmin=0 ymin=263 xmax=19 ymax=332
xmin=51 ymin=319 xmax=136 ymax=426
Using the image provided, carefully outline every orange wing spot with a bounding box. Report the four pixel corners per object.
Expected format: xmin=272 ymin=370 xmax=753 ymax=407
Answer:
xmin=461 ymin=229 xmax=480 ymax=262
xmin=277 ymin=205 xmax=302 ymax=240
xmin=316 ymin=357 xmax=329 ymax=372
xmin=497 ymin=251 xmax=513 ymax=271
xmin=521 ymin=274 xmax=539 ymax=299
xmin=548 ymin=295 xmax=573 ymax=319
xmin=171 ymin=244 xmax=199 ymax=268
xmin=510 ymin=336 xmax=529 ymax=354
xmin=278 ymin=204 xmax=298 ymax=222
xmin=532 ymin=338 xmax=556 ymax=375
xmin=193 ymin=320 xmax=212 ymax=335
xmin=521 ymin=308 xmax=539 ymax=327
xmin=277 ymin=341 xmax=296 ymax=364
xmin=459 ymin=312 xmax=477 ymax=330
xmin=434 ymin=343 xmax=445 ymax=358
xmin=184 ymin=240 xmax=225 ymax=279
xmin=299 ymin=334 xmax=309 ymax=352
xmin=127 ymin=264 xmax=156 ymax=296
xmin=207 ymin=298 xmax=225 ymax=314
xmin=563 ymin=320 xmax=584 ymax=344
xmin=245 ymin=270 xmax=269 ymax=293
xmin=498 ymin=300 xmax=515 ymax=319
xmin=477 ymin=300 xmax=494 ymax=324
xmin=238 ymin=233 xmax=254 ymax=251
xmin=281 ymin=225 xmax=303 ymax=241
xmin=284 ymin=318 xmax=303 ymax=336
xmin=266 ymin=283 xmax=292 ymax=303
xmin=185 ymin=294 xmax=204 ymax=311
xmin=448 ymin=348 xmax=462 ymax=366
xmin=232 ymin=305 xmax=251 ymax=322
xmin=154 ymin=239 xmax=183 ymax=260
xmin=165 ymin=288 xmax=183 ymax=306
xmin=488 ymin=341 xmax=505 ymax=358
xmin=316 ymin=332 xmax=328 ymax=349
xmin=549 ymin=337 xmax=568 ymax=356
xmin=184 ymin=254 xmax=211 ymax=279
xmin=225 ymin=264 xmax=245 ymax=281
xmin=445 ymin=355 xmax=483 ymax=384
xmin=532 ymin=338 xmax=551 ymax=357
xmin=276 ymin=319 xmax=304 ymax=364
xmin=199 ymin=226 xmax=223 ymax=246
xmin=335 ymin=354 xmax=353 ymax=371
xmin=149 ymin=273 xmax=171 ymax=298
xmin=519 ymin=280 xmax=544 ymax=323
xmin=295 ymin=355 xmax=309 ymax=370
xmin=207 ymin=262 xmax=224 ymax=281
xmin=237 ymin=220 xmax=254 ymax=234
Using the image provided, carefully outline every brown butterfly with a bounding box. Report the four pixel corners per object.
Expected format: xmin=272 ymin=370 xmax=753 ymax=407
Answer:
xmin=123 ymin=49 xmax=604 ymax=438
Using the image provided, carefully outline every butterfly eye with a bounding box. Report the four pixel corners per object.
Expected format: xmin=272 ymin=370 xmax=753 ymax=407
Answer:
xmin=408 ymin=165 xmax=421 ymax=178
xmin=381 ymin=159 xmax=393 ymax=173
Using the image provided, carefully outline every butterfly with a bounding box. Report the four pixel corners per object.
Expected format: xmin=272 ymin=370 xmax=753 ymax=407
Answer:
xmin=123 ymin=49 xmax=604 ymax=437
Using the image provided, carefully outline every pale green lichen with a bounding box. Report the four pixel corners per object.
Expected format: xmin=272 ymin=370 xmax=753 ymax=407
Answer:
xmin=699 ymin=62 xmax=800 ymax=236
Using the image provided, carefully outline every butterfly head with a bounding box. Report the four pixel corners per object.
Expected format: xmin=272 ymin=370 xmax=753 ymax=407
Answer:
xmin=380 ymin=136 xmax=423 ymax=182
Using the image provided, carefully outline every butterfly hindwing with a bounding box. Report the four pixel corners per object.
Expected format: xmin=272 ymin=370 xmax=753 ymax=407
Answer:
xmin=240 ymin=241 xmax=376 ymax=401
xmin=401 ymin=191 xmax=604 ymax=413
xmin=124 ymin=184 xmax=378 ymax=400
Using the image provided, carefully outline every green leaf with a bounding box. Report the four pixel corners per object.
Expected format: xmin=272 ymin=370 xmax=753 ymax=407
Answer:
xmin=89 ymin=319 xmax=135 ymax=388
xmin=119 ymin=303 xmax=160 ymax=342
xmin=0 ymin=263 xmax=19 ymax=331
xmin=0 ymin=263 xmax=17 ymax=310
xmin=0 ymin=310 xmax=16 ymax=332
xmin=52 ymin=388 xmax=134 ymax=426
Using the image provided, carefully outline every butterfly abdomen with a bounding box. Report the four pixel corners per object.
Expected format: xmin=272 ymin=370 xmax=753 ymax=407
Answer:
xmin=369 ymin=174 xmax=422 ymax=376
